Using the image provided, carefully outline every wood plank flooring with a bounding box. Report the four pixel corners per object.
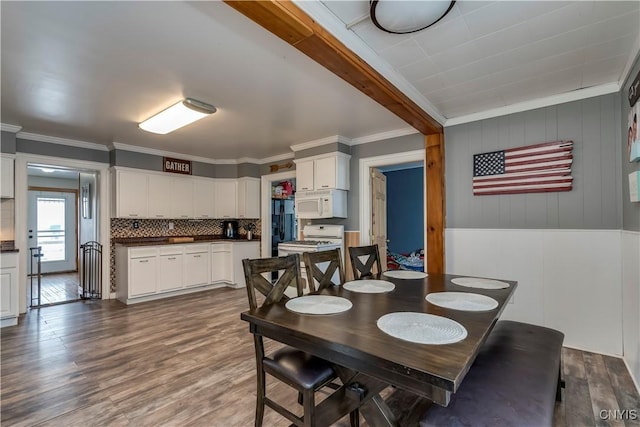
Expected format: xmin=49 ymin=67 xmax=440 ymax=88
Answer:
xmin=27 ymin=272 xmax=80 ymax=306
xmin=2 ymin=288 xmax=639 ymax=426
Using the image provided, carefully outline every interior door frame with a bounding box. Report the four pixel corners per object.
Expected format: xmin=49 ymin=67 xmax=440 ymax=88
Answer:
xmin=261 ymin=169 xmax=296 ymax=260
xmin=27 ymin=187 xmax=79 ymax=273
xmin=359 ymin=149 xmax=425 ymax=252
xmin=15 ymin=153 xmax=111 ymax=313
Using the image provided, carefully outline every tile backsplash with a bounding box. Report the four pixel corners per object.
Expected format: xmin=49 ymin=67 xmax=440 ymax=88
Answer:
xmin=109 ymin=218 xmax=261 ymax=293
xmin=0 ymin=199 xmax=15 ymax=241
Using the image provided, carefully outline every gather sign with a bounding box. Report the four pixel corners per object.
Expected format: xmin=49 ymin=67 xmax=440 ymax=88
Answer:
xmin=163 ymin=157 xmax=192 ymax=175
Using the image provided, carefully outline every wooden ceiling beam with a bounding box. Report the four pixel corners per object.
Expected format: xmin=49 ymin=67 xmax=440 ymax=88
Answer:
xmin=224 ymin=0 xmax=443 ymax=135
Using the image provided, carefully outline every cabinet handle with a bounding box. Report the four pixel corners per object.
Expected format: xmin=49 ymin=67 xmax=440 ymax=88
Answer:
xmin=181 ymin=215 xmax=188 ymax=218
xmin=168 ymin=257 xmax=176 ymax=260
xmin=321 ymin=185 xmax=329 ymax=188
xmin=156 ymin=215 xmax=164 ymax=218
xmin=194 ymin=255 xmax=201 ymax=258
xmin=129 ymin=214 xmax=138 ymax=217
xmin=139 ymin=259 xmax=149 ymax=263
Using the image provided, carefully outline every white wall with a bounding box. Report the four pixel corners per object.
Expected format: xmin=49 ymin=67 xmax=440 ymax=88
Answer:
xmin=621 ymin=231 xmax=640 ymax=388
xmin=446 ymin=228 xmax=623 ymax=356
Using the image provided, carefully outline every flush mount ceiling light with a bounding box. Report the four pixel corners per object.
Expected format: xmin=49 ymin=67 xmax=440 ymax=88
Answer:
xmin=370 ymin=0 xmax=455 ymax=34
xmin=139 ymin=98 xmax=217 ymax=135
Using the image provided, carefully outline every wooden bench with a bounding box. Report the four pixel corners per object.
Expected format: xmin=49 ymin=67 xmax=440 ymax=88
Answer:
xmin=420 ymin=320 xmax=564 ymax=427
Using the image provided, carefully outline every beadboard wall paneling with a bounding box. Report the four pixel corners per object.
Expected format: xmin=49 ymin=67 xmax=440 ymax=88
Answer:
xmin=621 ymin=55 xmax=640 ymax=232
xmin=445 ymin=228 xmax=623 ymax=356
xmin=445 ymin=94 xmax=622 ymax=230
xmin=622 ymin=231 xmax=640 ymax=387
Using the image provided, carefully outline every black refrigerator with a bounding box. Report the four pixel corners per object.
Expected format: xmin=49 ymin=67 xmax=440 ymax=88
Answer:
xmin=271 ymin=198 xmax=296 ymax=256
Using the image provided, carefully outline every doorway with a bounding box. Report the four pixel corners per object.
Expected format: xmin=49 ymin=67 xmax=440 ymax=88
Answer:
xmin=260 ymin=169 xmax=297 ymax=260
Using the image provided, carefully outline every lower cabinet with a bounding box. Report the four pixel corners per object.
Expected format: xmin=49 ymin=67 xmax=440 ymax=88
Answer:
xmin=116 ymin=241 xmax=260 ymax=304
xmin=0 ymin=252 xmax=19 ymax=327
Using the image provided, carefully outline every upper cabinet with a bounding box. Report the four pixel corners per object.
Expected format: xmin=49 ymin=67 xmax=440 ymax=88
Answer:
xmin=295 ymin=153 xmax=350 ymax=191
xmin=114 ymin=169 xmax=148 ymax=218
xmin=193 ymin=178 xmax=215 ymax=219
xmin=237 ymin=178 xmax=260 ymax=218
xmin=147 ymin=174 xmax=173 ymax=218
xmin=172 ymin=177 xmax=194 ymax=219
xmin=214 ymin=180 xmax=237 ymax=219
xmin=1 ymin=157 xmax=14 ymax=198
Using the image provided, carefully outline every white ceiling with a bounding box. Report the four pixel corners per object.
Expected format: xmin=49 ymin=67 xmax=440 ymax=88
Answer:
xmin=1 ymin=1 xmax=638 ymax=162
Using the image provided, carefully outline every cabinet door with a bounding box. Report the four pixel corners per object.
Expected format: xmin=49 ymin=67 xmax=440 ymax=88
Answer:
xmin=296 ymin=160 xmax=314 ymax=191
xmin=117 ymin=171 xmax=148 ymax=218
xmin=314 ymin=156 xmax=336 ymax=190
xmin=231 ymin=242 xmax=260 ymax=288
xmin=148 ymin=175 xmax=173 ymax=219
xmin=184 ymin=252 xmax=210 ymax=287
xmin=238 ymin=179 xmax=260 ymax=218
xmin=211 ymin=245 xmax=232 ymax=283
xmin=193 ymin=179 xmax=215 ymax=218
xmin=172 ymin=178 xmax=194 ymax=219
xmin=130 ymin=256 xmax=157 ymax=296
xmin=0 ymin=268 xmax=16 ymax=318
xmin=214 ymin=181 xmax=237 ymax=218
xmin=1 ymin=157 xmax=14 ymax=198
xmin=158 ymin=254 xmax=183 ymax=292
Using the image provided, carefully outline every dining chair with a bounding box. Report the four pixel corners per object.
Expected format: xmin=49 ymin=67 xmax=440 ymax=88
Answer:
xmin=303 ymin=248 xmax=345 ymax=293
xmin=242 ymin=254 xmax=358 ymax=427
xmin=348 ymin=244 xmax=382 ymax=280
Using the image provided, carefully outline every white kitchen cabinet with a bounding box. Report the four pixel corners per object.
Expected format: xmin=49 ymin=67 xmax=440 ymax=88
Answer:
xmin=184 ymin=244 xmax=210 ymax=288
xmin=193 ymin=178 xmax=215 ymax=219
xmin=237 ymin=178 xmax=260 ymax=218
xmin=148 ymin=174 xmax=173 ymax=219
xmin=0 ymin=252 xmax=18 ymax=327
xmin=296 ymin=159 xmax=315 ymax=191
xmin=158 ymin=246 xmax=183 ymax=292
xmin=172 ymin=177 xmax=194 ymax=219
xmin=113 ymin=169 xmax=148 ymax=218
xmin=231 ymin=241 xmax=260 ymax=289
xmin=127 ymin=248 xmax=158 ymax=297
xmin=1 ymin=156 xmax=15 ymax=198
xmin=214 ymin=180 xmax=237 ymax=218
xmin=211 ymin=243 xmax=233 ymax=283
xmin=295 ymin=153 xmax=350 ymax=191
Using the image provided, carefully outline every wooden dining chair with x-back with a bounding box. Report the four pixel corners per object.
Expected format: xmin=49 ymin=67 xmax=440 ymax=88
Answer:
xmin=242 ymin=254 xmax=358 ymax=427
xmin=303 ymin=248 xmax=345 ymax=293
xmin=348 ymin=244 xmax=382 ymax=280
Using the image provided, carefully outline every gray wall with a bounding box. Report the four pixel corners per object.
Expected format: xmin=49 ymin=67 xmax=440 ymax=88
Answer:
xmin=294 ymin=142 xmax=350 ymax=159
xmin=1 ymin=131 xmax=17 ymax=154
xmin=444 ymin=94 xmax=622 ymax=230
xmin=621 ymin=55 xmax=640 ymax=232
xmin=17 ymin=138 xmax=110 ymax=163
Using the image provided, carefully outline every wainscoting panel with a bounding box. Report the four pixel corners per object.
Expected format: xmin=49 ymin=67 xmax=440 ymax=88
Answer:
xmin=445 ymin=228 xmax=623 ymax=356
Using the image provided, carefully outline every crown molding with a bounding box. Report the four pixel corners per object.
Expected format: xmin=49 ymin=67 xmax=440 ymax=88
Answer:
xmin=350 ymin=127 xmax=419 ymax=146
xmin=238 ymin=152 xmax=294 ymax=165
xmin=110 ymin=141 xmax=224 ymax=164
xmin=18 ymin=131 xmax=109 ymax=151
xmin=445 ymin=83 xmax=621 ymax=127
xmin=620 ymin=39 xmax=640 ymax=88
xmin=1 ymin=124 xmax=22 ymax=133
xmin=290 ymin=135 xmax=351 ymax=152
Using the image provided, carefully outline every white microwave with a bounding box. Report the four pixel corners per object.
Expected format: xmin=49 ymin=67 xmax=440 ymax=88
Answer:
xmin=295 ymin=189 xmax=347 ymax=219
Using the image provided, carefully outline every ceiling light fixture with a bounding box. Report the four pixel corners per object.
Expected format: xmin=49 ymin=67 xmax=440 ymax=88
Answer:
xmin=139 ymin=98 xmax=217 ymax=135
xmin=370 ymin=0 xmax=455 ymax=35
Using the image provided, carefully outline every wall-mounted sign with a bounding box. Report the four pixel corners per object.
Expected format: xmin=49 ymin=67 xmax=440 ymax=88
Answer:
xmin=163 ymin=157 xmax=192 ymax=175
xmin=629 ymin=69 xmax=640 ymax=107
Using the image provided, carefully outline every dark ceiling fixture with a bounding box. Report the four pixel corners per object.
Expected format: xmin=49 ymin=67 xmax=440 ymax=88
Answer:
xmin=370 ymin=0 xmax=456 ymax=35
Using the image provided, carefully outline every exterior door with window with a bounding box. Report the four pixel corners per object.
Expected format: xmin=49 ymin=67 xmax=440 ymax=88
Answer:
xmin=27 ymin=191 xmax=77 ymax=274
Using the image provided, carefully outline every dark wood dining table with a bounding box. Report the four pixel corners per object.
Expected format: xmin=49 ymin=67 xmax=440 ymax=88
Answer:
xmin=240 ymin=273 xmax=517 ymax=426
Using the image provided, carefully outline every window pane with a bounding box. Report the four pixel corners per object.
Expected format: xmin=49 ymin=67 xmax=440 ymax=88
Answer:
xmin=37 ymin=197 xmax=66 ymax=262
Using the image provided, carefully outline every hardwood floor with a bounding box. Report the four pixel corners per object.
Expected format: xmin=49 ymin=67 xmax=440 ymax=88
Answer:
xmin=27 ymin=272 xmax=80 ymax=306
xmin=1 ymin=288 xmax=638 ymax=426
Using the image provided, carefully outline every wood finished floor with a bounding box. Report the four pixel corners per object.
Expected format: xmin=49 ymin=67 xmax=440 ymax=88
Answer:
xmin=1 ymin=288 xmax=638 ymax=427
xmin=27 ymin=272 xmax=80 ymax=306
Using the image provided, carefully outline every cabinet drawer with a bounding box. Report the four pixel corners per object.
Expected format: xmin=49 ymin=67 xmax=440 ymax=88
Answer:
xmin=185 ymin=244 xmax=209 ymax=254
xmin=159 ymin=245 xmax=184 ymax=256
xmin=130 ymin=247 xmax=158 ymax=258
xmin=211 ymin=243 xmax=232 ymax=253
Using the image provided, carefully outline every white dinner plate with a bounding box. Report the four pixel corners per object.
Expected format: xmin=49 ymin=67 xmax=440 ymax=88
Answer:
xmin=285 ymin=295 xmax=352 ymax=315
xmin=377 ymin=312 xmax=467 ymax=345
xmin=382 ymin=270 xmax=428 ymax=279
xmin=343 ymin=280 xmax=395 ymax=293
xmin=426 ymin=292 xmax=498 ymax=311
xmin=450 ymin=277 xmax=510 ymax=289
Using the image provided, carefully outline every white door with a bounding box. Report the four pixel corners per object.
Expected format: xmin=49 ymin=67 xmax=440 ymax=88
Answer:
xmin=27 ymin=191 xmax=77 ymax=274
xmin=371 ymin=168 xmax=387 ymax=270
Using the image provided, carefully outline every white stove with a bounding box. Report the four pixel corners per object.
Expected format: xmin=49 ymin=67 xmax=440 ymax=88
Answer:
xmin=278 ymin=225 xmax=344 ymax=295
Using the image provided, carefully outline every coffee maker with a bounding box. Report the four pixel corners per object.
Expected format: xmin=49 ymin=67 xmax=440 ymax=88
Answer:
xmin=223 ymin=220 xmax=239 ymax=239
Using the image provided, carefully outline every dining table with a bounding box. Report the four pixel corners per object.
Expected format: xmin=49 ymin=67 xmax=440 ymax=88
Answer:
xmin=240 ymin=272 xmax=517 ymax=426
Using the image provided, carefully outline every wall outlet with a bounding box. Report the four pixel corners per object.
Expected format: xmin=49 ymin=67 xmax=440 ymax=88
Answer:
xmin=132 ymin=221 xmax=139 ymax=229
xmin=168 ymin=222 xmax=175 ymax=230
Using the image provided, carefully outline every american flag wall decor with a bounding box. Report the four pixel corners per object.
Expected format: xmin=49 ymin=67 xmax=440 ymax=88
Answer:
xmin=473 ymin=140 xmax=573 ymax=196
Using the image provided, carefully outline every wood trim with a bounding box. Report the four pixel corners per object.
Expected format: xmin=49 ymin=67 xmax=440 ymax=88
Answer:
xmin=343 ymin=231 xmax=360 ymax=281
xmin=224 ymin=0 xmax=442 ymax=135
xmin=425 ymin=134 xmax=445 ymax=274
xmin=28 ymin=187 xmax=78 ymax=194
